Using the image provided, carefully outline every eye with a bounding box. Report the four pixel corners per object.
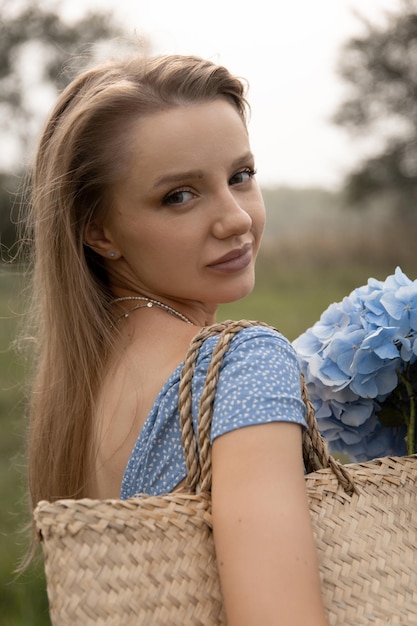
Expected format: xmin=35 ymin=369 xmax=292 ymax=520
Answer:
xmin=162 ymin=188 xmax=196 ymax=206
xmin=229 ymin=167 xmax=257 ymax=186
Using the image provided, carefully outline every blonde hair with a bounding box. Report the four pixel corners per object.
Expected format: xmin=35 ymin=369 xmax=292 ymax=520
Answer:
xmin=24 ymin=54 xmax=248 ymax=518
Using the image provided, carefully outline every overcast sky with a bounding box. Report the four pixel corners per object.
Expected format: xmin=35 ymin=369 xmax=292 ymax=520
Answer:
xmin=60 ymin=0 xmax=398 ymax=189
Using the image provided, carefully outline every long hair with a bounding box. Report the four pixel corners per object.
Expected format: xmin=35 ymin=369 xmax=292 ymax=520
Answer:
xmin=24 ymin=53 xmax=249 ymax=520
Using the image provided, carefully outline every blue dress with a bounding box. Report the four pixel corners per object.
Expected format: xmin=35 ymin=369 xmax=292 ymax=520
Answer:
xmin=120 ymin=326 xmax=307 ymax=498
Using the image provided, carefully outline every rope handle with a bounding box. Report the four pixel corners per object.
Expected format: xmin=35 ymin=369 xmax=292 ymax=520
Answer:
xmin=300 ymin=373 xmax=356 ymax=494
xmin=178 ymin=320 xmax=356 ymax=495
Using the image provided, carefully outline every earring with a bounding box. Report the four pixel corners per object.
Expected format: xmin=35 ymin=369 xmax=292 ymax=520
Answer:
xmin=109 ymin=251 xmax=116 ymax=258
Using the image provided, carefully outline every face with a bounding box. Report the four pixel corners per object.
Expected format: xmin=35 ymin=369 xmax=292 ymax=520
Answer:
xmin=99 ymin=99 xmax=266 ymax=311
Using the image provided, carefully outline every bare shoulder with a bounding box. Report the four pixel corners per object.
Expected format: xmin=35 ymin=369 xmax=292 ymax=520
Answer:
xmin=87 ymin=316 xmax=199 ymax=498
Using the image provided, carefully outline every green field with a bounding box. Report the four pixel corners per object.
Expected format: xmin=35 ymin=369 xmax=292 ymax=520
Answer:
xmin=0 ymin=268 xmax=51 ymax=626
xmin=1 ymin=249 xmax=415 ymax=625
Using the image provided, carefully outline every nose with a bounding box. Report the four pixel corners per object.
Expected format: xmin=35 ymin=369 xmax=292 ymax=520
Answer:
xmin=211 ymin=188 xmax=253 ymax=240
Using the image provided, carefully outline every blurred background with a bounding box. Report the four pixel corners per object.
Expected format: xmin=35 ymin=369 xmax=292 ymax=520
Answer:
xmin=1 ymin=0 xmax=417 ymax=622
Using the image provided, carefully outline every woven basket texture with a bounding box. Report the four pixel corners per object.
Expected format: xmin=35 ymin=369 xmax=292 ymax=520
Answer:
xmin=35 ymin=493 xmax=224 ymax=625
xmin=306 ymin=454 xmax=417 ymax=626
xmin=33 ymin=320 xmax=417 ymax=625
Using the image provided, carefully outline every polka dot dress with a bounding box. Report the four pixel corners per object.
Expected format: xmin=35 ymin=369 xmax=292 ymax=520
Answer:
xmin=120 ymin=326 xmax=306 ymax=498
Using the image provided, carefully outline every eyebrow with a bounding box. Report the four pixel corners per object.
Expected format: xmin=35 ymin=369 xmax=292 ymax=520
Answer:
xmin=152 ymin=170 xmax=204 ymax=190
xmin=151 ymin=152 xmax=255 ymax=190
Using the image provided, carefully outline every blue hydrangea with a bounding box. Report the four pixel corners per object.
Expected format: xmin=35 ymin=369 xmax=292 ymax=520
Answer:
xmin=293 ymin=267 xmax=417 ymax=461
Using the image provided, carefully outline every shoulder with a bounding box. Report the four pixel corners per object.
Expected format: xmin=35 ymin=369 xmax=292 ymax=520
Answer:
xmin=215 ymin=324 xmax=301 ymax=391
xmin=224 ymin=324 xmax=295 ymax=358
xmin=189 ymin=324 xmax=306 ymax=441
xmin=196 ymin=323 xmax=297 ymax=368
xmin=193 ymin=323 xmax=301 ymax=391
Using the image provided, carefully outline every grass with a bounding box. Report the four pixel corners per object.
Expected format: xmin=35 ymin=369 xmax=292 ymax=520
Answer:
xmin=0 ymin=267 xmax=51 ymax=626
xmin=219 ymin=262 xmax=399 ymax=340
xmin=1 ymin=229 xmax=416 ymax=624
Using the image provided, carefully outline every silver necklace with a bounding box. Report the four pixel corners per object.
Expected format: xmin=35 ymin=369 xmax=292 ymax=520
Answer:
xmin=111 ymin=296 xmax=194 ymax=325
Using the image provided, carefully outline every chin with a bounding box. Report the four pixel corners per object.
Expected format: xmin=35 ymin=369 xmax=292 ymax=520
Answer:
xmin=218 ymin=282 xmax=255 ymax=304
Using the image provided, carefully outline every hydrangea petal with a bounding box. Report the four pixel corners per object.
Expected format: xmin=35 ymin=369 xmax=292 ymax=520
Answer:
xmin=293 ymin=266 xmax=417 ymax=461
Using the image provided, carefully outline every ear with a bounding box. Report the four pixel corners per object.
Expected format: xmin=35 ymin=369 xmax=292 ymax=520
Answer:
xmin=83 ymin=221 xmax=121 ymax=260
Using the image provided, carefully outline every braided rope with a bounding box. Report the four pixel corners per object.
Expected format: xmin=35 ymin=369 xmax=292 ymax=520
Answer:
xmin=178 ymin=319 xmax=356 ymax=495
xmin=301 ymin=376 xmax=356 ymax=494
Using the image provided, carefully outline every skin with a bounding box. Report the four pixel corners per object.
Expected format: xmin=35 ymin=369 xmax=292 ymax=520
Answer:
xmin=84 ymin=99 xmax=328 ymax=626
xmin=87 ymin=98 xmax=265 ymax=323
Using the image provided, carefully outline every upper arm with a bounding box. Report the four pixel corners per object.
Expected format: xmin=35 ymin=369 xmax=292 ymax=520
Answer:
xmin=211 ymin=422 xmax=328 ymax=626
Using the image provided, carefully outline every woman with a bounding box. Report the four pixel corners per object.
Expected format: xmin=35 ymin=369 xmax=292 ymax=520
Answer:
xmin=25 ymin=53 xmax=328 ymax=625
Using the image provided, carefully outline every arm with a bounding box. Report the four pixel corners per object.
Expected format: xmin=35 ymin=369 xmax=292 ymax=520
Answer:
xmin=211 ymin=421 xmax=328 ymax=626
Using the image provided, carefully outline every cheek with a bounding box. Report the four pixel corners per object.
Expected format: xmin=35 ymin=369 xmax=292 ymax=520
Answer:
xmin=251 ymin=198 xmax=266 ymax=238
xmin=111 ymin=214 xmax=159 ymax=253
xmin=125 ymin=221 xmax=196 ymax=266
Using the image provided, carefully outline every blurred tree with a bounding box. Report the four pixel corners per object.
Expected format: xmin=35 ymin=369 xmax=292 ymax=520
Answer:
xmin=0 ymin=0 xmax=145 ymax=253
xmin=334 ymin=0 xmax=417 ymax=214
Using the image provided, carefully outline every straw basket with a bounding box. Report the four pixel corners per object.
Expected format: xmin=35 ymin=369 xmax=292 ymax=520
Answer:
xmin=34 ymin=320 xmax=417 ymax=625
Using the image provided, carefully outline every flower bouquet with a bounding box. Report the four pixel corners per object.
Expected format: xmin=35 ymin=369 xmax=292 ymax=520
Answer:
xmin=293 ymin=267 xmax=417 ymax=461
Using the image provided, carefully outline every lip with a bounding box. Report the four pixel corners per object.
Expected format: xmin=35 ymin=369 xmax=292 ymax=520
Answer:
xmin=208 ymin=243 xmax=253 ymax=272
